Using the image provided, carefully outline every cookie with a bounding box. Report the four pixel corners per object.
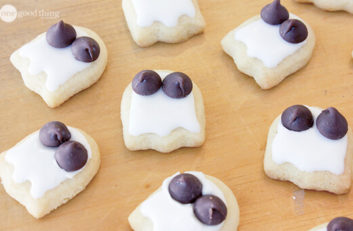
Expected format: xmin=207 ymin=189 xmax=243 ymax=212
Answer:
xmin=0 ymin=121 xmax=100 ymax=218
xmin=128 ymin=171 xmax=240 ymax=231
xmin=122 ymin=0 xmax=205 ymax=47
xmin=309 ymin=217 xmax=353 ymax=231
xmin=264 ymin=105 xmax=353 ymax=194
xmin=296 ymin=0 xmax=353 ymax=14
xmin=120 ymin=70 xmax=205 ymax=153
xmin=221 ymin=0 xmax=315 ymax=89
xmin=10 ymin=21 xmax=108 ymax=108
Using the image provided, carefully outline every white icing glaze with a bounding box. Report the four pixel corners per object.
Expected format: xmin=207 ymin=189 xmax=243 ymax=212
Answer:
xmin=140 ymin=171 xmax=226 ymax=231
xmin=129 ymin=70 xmax=200 ymax=137
xmin=18 ymin=27 xmax=91 ymax=92
xmin=316 ymin=227 xmax=327 ymax=231
xmin=234 ymin=15 xmax=307 ymax=68
xmin=5 ymin=127 xmax=92 ymax=199
xmin=131 ymin=0 xmax=196 ymax=27
xmin=272 ymin=107 xmax=348 ymax=175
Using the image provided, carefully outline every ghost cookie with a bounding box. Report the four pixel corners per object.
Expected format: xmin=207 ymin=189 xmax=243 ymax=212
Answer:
xmin=264 ymin=105 xmax=353 ymax=194
xmin=122 ymin=0 xmax=205 ymax=47
xmin=129 ymin=171 xmax=240 ymax=231
xmin=120 ymin=70 xmax=205 ymax=153
xmin=10 ymin=21 xmax=108 ymax=108
xmin=221 ymin=0 xmax=315 ymax=89
xmin=0 ymin=121 xmax=100 ymax=218
xmin=309 ymin=217 xmax=353 ymax=231
xmin=296 ymin=0 xmax=353 ymax=14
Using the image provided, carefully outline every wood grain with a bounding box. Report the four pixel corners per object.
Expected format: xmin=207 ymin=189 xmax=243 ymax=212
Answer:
xmin=0 ymin=0 xmax=353 ymax=230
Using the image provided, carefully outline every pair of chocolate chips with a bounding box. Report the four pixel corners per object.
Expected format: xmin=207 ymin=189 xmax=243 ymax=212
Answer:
xmin=168 ymin=173 xmax=227 ymax=226
xmin=46 ymin=21 xmax=100 ymax=63
xmin=281 ymin=105 xmax=348 ymax=140
xmin=327 ymin=217 xmax=353 ymax=231
xmin=132 ymin=70 xmax=193 ymax=99
xmin=261 ymin=0 xmax=308 ymax=43
xmin=39 ymin=121 xmax=88 ymax=172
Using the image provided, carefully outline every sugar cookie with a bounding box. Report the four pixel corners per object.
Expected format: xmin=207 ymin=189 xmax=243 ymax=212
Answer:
xmin=309 ymin=217 xmax=353 ymax=231
xmin=296 ymin=0 xmax=353 ymax=14
xmin=120 ymin=70 xmax=205 ymax=153
xmin=128 ymin=171 xmax=239 ymax=231
xmin=264 ymin=105 xmax=353 ymax=194
xmin=221 ymin=0 xmax=315 ymax=89
xmin=10 ymin=21 xmax=108 ymax=108
xmin=122 ymin=0 xmax=205 ymax=47
xmin=0 ymin=121 xmax=100 ymax=218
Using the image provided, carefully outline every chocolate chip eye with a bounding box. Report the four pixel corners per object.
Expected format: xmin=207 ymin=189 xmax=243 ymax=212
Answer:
xmin=168 ymin=173 xmax=202 ymax=204
xmin=39 ymin=121 xmax=71 ymax=147
xmin=71 ymin=37 xmax=100 ymax=62
xmin=193 ymin=195 xmax=227 ymax=226
xmin=279 ymin=19 xmax=308 ymax=44
xmin=261 ymin=0 xmax=289 ymax=25
xmin=132 ymin=70 xmax=162 ymax=96
xmin=55 ymin=141 xmax=88 ymax=172
xmin=327 ymin=217 xmax=353 ymax=231
xmin=316 ymin=107 xmax=348 ymax=140
xmin=162 ymin=72 xmax=193 ymax=98
xmin=46 ymin=20 xmax=77 ymax=48
xmin=281 ymin=105 xmax=314 ymax=132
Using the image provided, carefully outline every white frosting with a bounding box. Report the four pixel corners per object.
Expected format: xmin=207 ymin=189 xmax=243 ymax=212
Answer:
xmin=5 ymin=127 xmax=92 ymax=199
xmin=272 ymin=107 xmax=348 ymax=175
xmin=316 ymin=227 xmax=327 ymax=231
xmin=234 ymin=15 xmax=307 ymax=68
xmin=129 ymin=71 xmax=200 ymax=137
xmin=18 ymin=27 xmax=90 ymax=92
xmin=140 ymin=171 xmax=226 ymax=231
xmin=131 ymin=0 xmax=196 ymax=27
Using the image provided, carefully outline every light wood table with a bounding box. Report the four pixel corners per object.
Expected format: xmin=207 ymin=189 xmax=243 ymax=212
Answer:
xmin=0 ymin=0 xmax=353 ymax=230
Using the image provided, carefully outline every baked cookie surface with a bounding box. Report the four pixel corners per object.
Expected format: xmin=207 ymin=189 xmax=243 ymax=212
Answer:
xmin=122 ymin=0 xmax=205 ymax=47
xmin=309 ymin=217 xmax=353 ymax=231
xmin=0 ymin=121 xmax=100 ymax=218
xmin=264 ymin=105 xmax=353 ymax=194
xmin=121 ymin=70 xmax=205 ymax=153
xmin=222 ymin=0 xmax=315 ymax=89
xmin=10 ymin=21 xmax=108 ymax=108
xmin=296 ymin=0 xmax=353 ymax=14
xmin=128 ymin=171 xmax=239 ymax=231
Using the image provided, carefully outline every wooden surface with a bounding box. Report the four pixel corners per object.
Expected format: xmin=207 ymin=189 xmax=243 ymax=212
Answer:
xmin=0 ymin=0 xmax=353 ymax=230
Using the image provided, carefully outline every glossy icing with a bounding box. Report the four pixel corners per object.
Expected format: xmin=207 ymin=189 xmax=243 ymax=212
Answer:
xmin=129 ymin=70 xmax=200 ymax=137
xmin=272 ymin=107 xmax=348 ymax=175
xmin=18 ymin=27 xmax=91 ymax=92
xmin=5 ymin=127 xmax=92 ymax=199
xmin=140 ymin=171 xmax=226 ymax=231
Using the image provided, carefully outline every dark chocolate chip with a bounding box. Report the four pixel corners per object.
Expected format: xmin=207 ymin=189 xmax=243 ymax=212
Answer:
xmin=261 ymin=0 xmax=289 ymax=25
xmin=39 ymin=121 xmax=71 ymax=147
xmin=280 ymin=19 xmax=308 ymax=44
xmin=193 ymin=195 xmax=227 ymax=226
xmin=316 ymin=107 xmax=348 ymax=140
xmin=132 ymin=70 xmax=162 ymax=96
xmin=281 ymin=105 xmax=314 ymax=132
xmin=168 ymin=173 xmax=203 ymax=204
xmin=162 ymin=72 xmax=193 ymax=98
xmin=71 ymin=37 xmax=100 ymax=62
xmin=46 ymin=20 xmax=77 ymax=48
xmin=327 ymin=217 xmax=353 ymax=231
xmin=55 ymin=141 xmax=88 ymax=172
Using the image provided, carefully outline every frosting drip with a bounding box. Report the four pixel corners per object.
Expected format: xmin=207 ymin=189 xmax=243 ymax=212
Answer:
xmin=272 ymin=107 xmax=347 ymax=175
xmin=5 ymin=127 xmax=92 ymax=199
xmin=140 ymin=171 xmax=226 ymax=231
xmin=18 ymin=27 xmax=91 ymax=92
xmin=131 ymin=0 xmax=196 ymax=27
